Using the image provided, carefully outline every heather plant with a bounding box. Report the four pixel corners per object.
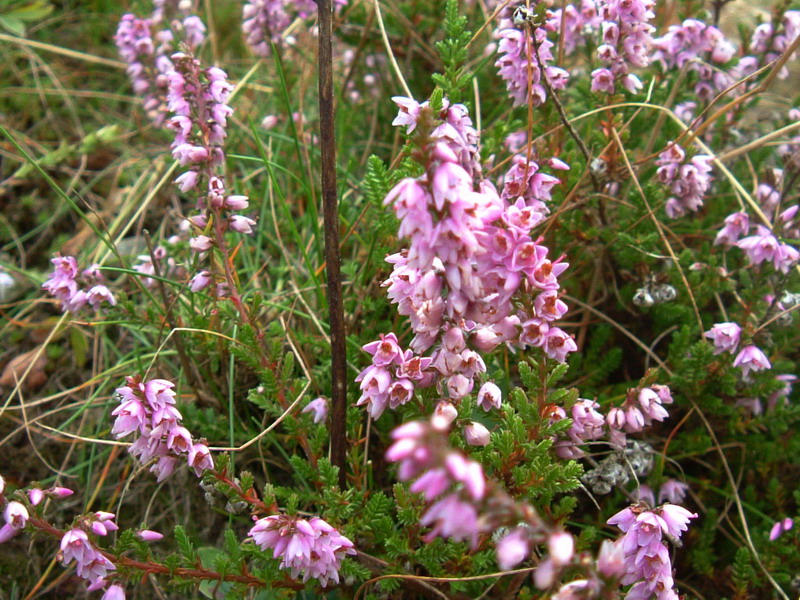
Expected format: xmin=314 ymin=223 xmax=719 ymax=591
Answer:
xmin=1 ymin=0 xmax=799 ymax=598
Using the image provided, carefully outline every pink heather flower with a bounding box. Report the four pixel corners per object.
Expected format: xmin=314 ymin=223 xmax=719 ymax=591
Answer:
xmin=391 ymin=96 xmax=422 ymax=132
xmin=548 ymin=531 xmax=574 ymax=566
xmin=715 ymin=212 xmax=751 ymax=246
xmin=769 ymin=517 xmax=794 ymax=541
xmin=229 ymin=215 xmax=257 ymax=234
xmin=477 ymin=382 xmax=502 ymax=411
xmin=464 ymin=422 xmax=491 ymax=446
xmin=302 ymin=397 xmax=328 ymax=423
xmin=48 ymin=486 xmax=74 ymax=498
xmin=659 ymin=479 xmax=689 ymax=505
xmin=496 ymin=527 xmax=530 ymax=570
xmin=0 ymin=524 xmax=19 ymax=544
xmin=102 ymin=584 xmax=126 ymax=600
xmin=494 ymin=23 xmax=569 ymax=108
xmin=187 ymin=443 xmax=214 ymax=476
xmin=656 ymin=143 xmax=713 ymax=218
xmin=60 ymin=527 xmax=116 ymax=584
xmin=609 ymin=503 xmax=696 ymax=598
xmin=4 ymin=502 xmax=28 ymax=529
xmin=189 ymin=270 xmax=212 ymax=292
xmin=433 ymin=401 xmax=458 ymax=429
xmin=409 ymin=468 xmax=451 ymax=501
xmin=421 ymin=493 xmax=481 ymax=549
xmin=543 ymin=327 xmax=577 ymax=363
xmin=737 ymin=225 xmax=799 ymax=273
xmin=28 ymin=488 xmax=44 ymax=506
xmin=704 ymin=322 xmax=742 ymax=355
xmin=597 ymin=539 xmax=626 ymax=577
xmin=362 ymin=332 xmax=403 ymax=366
xmin=591 ymin=67 xmax=615 ymax=93
xmin=653 ymin=19 xmax=737 ymax=98
xmin=733 ymin=345 xmax=771 ymax=378
xmin=660 ymin=504 xmax=697 ymax=538
xmin=249 ymin=514 xmax=355 ymax=586
xmin=137 ymin=529 xmax=164 ymax=542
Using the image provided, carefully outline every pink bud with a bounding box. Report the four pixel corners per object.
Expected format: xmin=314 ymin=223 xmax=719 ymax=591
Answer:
xmin=48 ymin=487 xmax=74 ymax=498
xmin=432 ymin=401 xmax=458 ymax=430
xmin=464 ymin=422 xmax=490 ymax=446
xmin=224 ymin=195 xmax=249 ymax=211
xmin=137 ymin=529 xmax=164 ymax=542
xmin=190 ymin=235 xmax=214 ymax=252
xmin=28 ymin=488 xmax=44 ymax=506
xmin=102 ymin=583 xmax=126 ymax=600
xmin=548 ymin=531 xmax=574 ymax=566
xmin=0 ymin=474 xmax=4 ymax=495
xmin=261 ymin=115 xmax=279 ymax=129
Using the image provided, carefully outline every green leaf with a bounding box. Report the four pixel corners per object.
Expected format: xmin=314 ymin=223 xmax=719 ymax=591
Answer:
xmin=0 ymin=14 xmax=24 ymax=35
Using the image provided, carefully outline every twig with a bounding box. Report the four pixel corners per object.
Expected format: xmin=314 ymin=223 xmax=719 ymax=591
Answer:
xmin=529 ymin=28 xmax=598 ymax=191
xmin=319 ymin=0 xmax=348 ymax=487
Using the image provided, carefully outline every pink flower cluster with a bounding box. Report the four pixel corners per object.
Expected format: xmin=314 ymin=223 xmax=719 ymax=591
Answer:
xmin=356 ymin=333 xmax=434 ymax=419
xmin=242 ymin=0 xmax=292 ymax=56
xmin=591 ymin=0 xmax=655 ymax=94
xmin=167 ymin=52 xmax=255 ymax=292
xmin=494 ymin=17 xmax=569 ymax=107
xmin=553 ymin=385 xmax=673 ymax=457
xmin=392 ymin=96 xmax=482 ymax=178
xmin=704 ymin=321 xmax=775 ymax=379
xmin=249 ymin=514 xmax=355 ymax=586
xmin=608 ymin=503 xmax=697 ymax=600
xmin=42 ymin=255 xmax=116 ymax=313
xmin=500 ymin=153 xmax=569 ymax=222
xmin=736 ymin=225 xmax=799 ymax=274
xmin=655 ymin=143 xmax=713 ymax=218
xmin=59 ymin=512 xmax=120 ymax=591
xmin=769 ymin=517 xmax=794 ymax=541
xmin=386 ymin=419 xmax=487 ymax=548
xmin=749 ymin=10 xmax=800 ymax=80
xmin=742 ymin=374 xmax=798 ymax=415
xmin=653 ymin=19 xmax=736 ymax=101
xmin=358 ymin=99 xmax=575 ymax=419
xmin=715 ymin=173 xmax=800 ymax=273
xmin=111 ymin=376 xmax=213 ymax=482
xmin=115 ymin=7 xmax=205 ymax=125
xmin=132 ymin=245 xmax=177 ymax=289
xmin=386 ymin=418 xmax=581 ymax=578
xmin=546 ymin=1 xmax=602 ymax=55
xmin=242 ymin=0 xmax=348 ymax=56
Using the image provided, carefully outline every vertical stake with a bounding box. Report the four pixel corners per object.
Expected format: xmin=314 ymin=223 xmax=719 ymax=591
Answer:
xmin=318 ymin=0 xmax=347 ymax=488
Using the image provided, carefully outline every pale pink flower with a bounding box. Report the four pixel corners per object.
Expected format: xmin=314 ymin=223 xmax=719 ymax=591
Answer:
xmin=302 ymin=397 xmax=328 ymax=424
xmin=496 ymin=527 xmax=530 ymax=570
xmin=733 ymin=345 xmax=771 ymax=378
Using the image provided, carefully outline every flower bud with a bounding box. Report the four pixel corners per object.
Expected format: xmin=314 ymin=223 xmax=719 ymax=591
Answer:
xmin=432 ymin=401 xmax=458 ymax=431
xmin=464 ymin=422 xmax=490 ymax=446
xmin=28 ymin=488 xmax=44 ymax=506
xmin=137 ymin=529 xmax=164 ymax=542
xmin=548 ymin=531 xmax=574 ymax=566
xmin=48 ymin=487 xmax=74 ymax=498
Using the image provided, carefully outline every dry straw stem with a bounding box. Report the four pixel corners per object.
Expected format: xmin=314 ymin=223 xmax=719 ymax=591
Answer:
xmin=609 ymin=126 xmax=703 ymax=333
xmin=355 ymin=566 xmax=540 ymax=600
xmin=373 ymin=0 xmax=411 ymax=97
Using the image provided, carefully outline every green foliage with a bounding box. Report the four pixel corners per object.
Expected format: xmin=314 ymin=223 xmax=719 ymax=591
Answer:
xmin=431 ymin=0 xmax=473 ymax=104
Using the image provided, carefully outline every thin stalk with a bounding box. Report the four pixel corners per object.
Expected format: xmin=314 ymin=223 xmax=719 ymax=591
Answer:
xmin=318 ymin=0 xmax=348 ymax=487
